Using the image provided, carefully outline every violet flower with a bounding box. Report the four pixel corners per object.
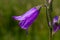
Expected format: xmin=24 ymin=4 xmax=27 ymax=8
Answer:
xmin=53 ymin=16 xmax=60 ymax=33
xmin=12 ymin=5 xmax=41 ymax=30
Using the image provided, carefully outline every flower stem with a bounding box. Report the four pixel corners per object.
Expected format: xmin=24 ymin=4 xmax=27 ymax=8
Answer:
xmin=45 ymin=5 xmax=52 ymax=40
xmin=45 ymin=0 xmax=53 ymax=40
xmin=49 ymin=27 xmax=52 ymax=40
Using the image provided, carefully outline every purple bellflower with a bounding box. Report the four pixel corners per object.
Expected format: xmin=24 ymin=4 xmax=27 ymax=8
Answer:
xmin=13 ymin=5 xmax=41 ymax=30
xmin=52 ymin=16 xmax=60 ymax=34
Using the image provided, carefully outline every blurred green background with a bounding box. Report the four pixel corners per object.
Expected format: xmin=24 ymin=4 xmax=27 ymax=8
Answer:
xmin=0 ymin=0 xmax=60 ymax=40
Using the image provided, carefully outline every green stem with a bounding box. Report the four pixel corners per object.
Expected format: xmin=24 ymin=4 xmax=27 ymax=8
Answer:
xmin=45 ymin=0 xmax=53 ymax=40
xmin=45 ymin=5 xmax=52 ymax=40
xmin=49 ymin=27 xmax=52 ymax=40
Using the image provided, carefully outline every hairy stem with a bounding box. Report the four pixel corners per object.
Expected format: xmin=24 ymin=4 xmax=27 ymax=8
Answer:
xmin=49 ymin=27 xmax=52 ymax=40
xmin=45 ymin=0 xmax=53 ymax=40
xmin=45 ymin=5 xmax=52 ymax=40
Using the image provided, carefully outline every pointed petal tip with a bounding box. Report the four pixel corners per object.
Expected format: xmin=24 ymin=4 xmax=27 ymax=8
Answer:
xmin=21 ymin=27 xmax=28 ymax=30
xmin=12 ymin=16 xmax=16 ymax=20
xmin=52 ymin=27 xmax=60 ymax=35
xmin=12 ymin=16 xmax=21 ymax=21
xmin=19 ymin=22 xmax=28 ymax=30
xmin=19 ymin=25 xmax=28 ymax=30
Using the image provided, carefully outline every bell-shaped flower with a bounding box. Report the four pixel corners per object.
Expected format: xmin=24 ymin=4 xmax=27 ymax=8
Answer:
xmin=52 ymin=16 xmax=60 ymax=34
xmin=12 ymin=5 xmax=41 ymax=30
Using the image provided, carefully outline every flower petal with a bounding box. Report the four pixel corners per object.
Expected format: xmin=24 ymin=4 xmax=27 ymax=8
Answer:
xmin=19 ymin=10 xmax=40 ymax=29
xmin=22 ymin=7 xmax=37 ymax=18
xmin=53 ymin=16 xmax=60 ymax=32
xmin=53 ymin=24 xmax=59 ymax=32
xmin=53 ymin=16 xmax=58 ymax=24
xmin=12 ymin=16 xmax=25 ymax=21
